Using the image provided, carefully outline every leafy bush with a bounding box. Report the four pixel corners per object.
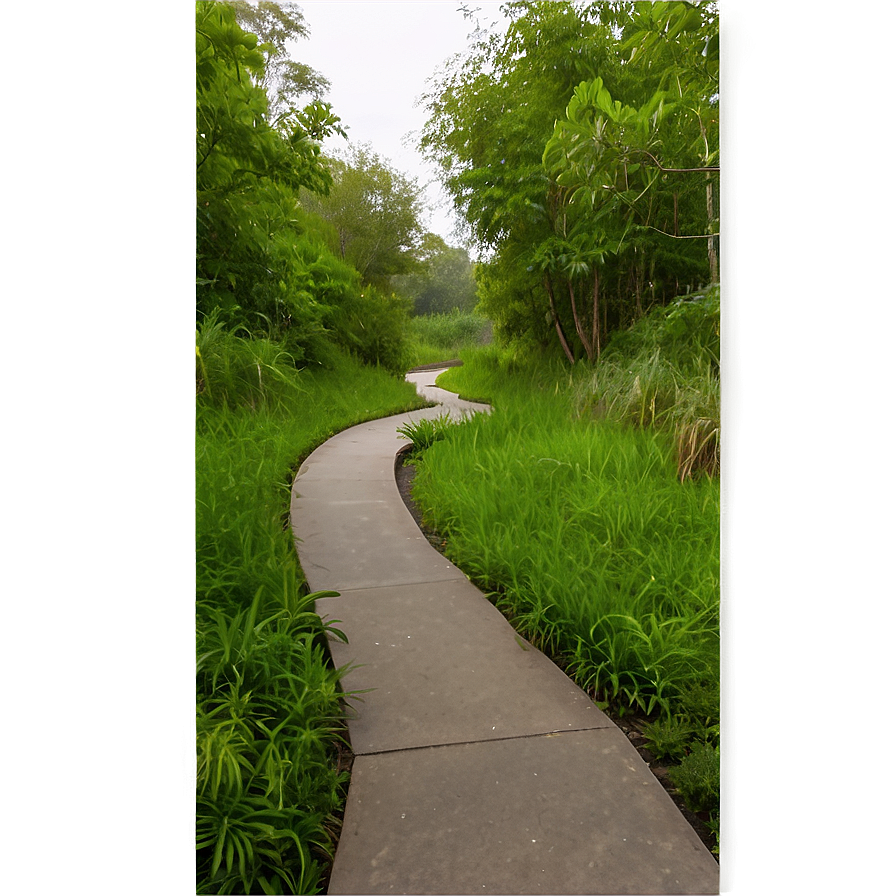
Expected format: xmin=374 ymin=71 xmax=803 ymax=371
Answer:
xmin=668 ymin=743 xmax=721 ymax=815
xmin=196 ymin=589 xmax=347 ymax=895
xmin=396 ymin=414 xmax=456 ymax=458
xmin=327 ymin=284 xmax=412 ymax=373
xmin=602 ymin=287 xmax=720 ymax=377
xmin=641 ymin=715 xmax=698 ymax=763
xmin=578 ymin=288 xmax=720 ymax=479
xmin=196 ymin=310 xmax=305 ymax=411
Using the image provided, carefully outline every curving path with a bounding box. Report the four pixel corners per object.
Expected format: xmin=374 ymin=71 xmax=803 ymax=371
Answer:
xmin=290 ymin=367 xmax=719 ymax=895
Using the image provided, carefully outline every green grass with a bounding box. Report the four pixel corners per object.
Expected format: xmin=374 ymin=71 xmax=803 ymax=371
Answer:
xmin=196 ymin=320 xmax=426 ymax=894
xmin=405 ymin=309 xmax=492 ymax=367
xmin=414 ymin=314 xmax=720 ymax=843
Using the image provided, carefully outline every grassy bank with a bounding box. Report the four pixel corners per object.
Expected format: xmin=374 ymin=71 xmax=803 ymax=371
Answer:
xmin=408 ymin=290 xmax=721 ymax=845
xmin=195 ymin=323 xmax=425 ymax=894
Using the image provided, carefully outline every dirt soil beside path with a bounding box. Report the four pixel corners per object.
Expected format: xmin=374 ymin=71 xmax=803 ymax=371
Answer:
xmin=394 ymin=453 xmax=719 ymax=861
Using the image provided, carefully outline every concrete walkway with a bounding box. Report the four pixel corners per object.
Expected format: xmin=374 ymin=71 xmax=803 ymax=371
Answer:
xmin=290 ymin=368 xmax=719 ymax=895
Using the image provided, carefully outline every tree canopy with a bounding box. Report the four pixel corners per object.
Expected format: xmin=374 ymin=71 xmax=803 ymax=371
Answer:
xmin=300 ymin=144 xmax=425 ymax=291
xmin=393 ymin=233 xmax=479 ymax=316
xmin=420 ymin=0 xmax=719 ymax=362
xmin=230 ymin=0 xmax=331 ymax=121
xmin=196 ymin=2 xmax=418 ymax=370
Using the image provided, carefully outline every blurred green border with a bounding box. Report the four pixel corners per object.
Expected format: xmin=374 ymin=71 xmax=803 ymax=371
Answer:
xmin=0 ymin=2 xmax=195 ymax=894
xmin=721 ymin=0 xmax=896 ymax=894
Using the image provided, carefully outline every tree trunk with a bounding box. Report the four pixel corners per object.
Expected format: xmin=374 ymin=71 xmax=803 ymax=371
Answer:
xmin=706 ymin=173 xmax=719 ymax=282
xmin=592 ymin=269 xmax=601 ymax=360
xmin=544 ymin=275 xmax=575 ymax=365
xmin=634 ymin=256 xmax=643 ymax=318
xmin=568 ymin=279 xmax=594 ymax=363
xmin=603 ymin=278 xmax=609 ymax=346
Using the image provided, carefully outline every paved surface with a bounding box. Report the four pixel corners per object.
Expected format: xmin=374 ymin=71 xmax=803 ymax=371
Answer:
xmin=291 ymin=368 xmax=719 ymax=895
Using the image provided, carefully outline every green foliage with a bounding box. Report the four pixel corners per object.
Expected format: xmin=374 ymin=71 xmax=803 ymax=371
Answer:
xmin=325 ymin=283 xmax=412 ymax=374
xmin=602 ymin=287 xmax=720 ymax=375
xmin=230 ymin=0 xmax=331 ymax=119
xmin=581 ymin=286 xmax=720 ymax=479
xmin=668 ymin=743 xmax=721 ymax=815
xmin=396 ymin=414 xmax=456 ymax=458
xmin=195 ymin=589 xmax=345 ymax=895
xmin=641 ymin=715 xmax=698 ymax=763
xmin=196 ymin=333 xmax=426 ymax=894
xmin=302 ymin=144 xmax=425 ymax=291
xmin=196 ymin=309 xmax=306 ymax=410
xmin=421 ymin=0 xmax=719 ymax=362
xmin=413 ymin=350 xmax=719 ymax=727
xmin=405 ymin=310 xmax=492 ymax=367
xmin=196 ymin=1 xmax=350 ymax=355
xmin=394 ymin=233 xmax=479 ymax=315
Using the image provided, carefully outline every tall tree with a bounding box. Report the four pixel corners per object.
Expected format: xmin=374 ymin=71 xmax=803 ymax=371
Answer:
xmin=229 ymin=0 xmax=330 ymax=121
xmin=196 ymin=0 xmax=346 ymax=348
xmin=301 ymin=144 xmax=425 ymax=290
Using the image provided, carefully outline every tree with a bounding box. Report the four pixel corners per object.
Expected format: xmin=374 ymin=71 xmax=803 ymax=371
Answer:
xmin=229 ymin=0 xmax=330 ymax=121
xmin=301 ymin=144 xmax=425 ymax=290
xmin=421 ymin=0 xmax=719 ymax=363
xmin=394 ymin=234 xmax=478 ymax=315
xmin=196 ymin=1 xmax=348 ymax=356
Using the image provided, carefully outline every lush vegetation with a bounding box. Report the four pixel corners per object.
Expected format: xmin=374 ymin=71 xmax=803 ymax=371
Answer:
xmin=196 ymin=316 xmax=427 ymax=894
xmin=195 ymin=4 xmax=458 ymax=891
xmin=195 ymin=0 xmax=722 ymax=886
xmin=421 ymin=0 xmax=719 ymax=362
xmin=406 ymin=309 xmax=493 ymax=368
xmin=407 ymin=291 xmax=720 ymax=846
xmin=196 ymin=1 xmax=478 ymax=376
xmin=393 ymin=233 xmax=479 ymax=316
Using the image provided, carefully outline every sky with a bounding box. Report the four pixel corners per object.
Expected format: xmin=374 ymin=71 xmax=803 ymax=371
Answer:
xmin=294 ymin=1 xmax=508 ymax=245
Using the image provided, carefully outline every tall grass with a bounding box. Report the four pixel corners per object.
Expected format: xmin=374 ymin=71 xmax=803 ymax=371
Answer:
xmin=412 ymin=377 xmax=719 ymax=722
xmin=415 ymin=298 xmax=720 ymax=841
xmin=579 ymin=287 xmax=720 ymax=480
xmin=405 ymin=309 xmax=492 ymax=367
xmin=196 ymin=318 xmax=426 ymax=894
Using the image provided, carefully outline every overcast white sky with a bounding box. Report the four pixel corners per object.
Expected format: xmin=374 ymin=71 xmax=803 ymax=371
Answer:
xmin=294 ymin=1 xmax=508 ymax=245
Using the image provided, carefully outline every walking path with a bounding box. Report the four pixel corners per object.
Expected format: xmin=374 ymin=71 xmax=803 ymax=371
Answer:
xmin=290 ymin=367 xmax=719 ymax=895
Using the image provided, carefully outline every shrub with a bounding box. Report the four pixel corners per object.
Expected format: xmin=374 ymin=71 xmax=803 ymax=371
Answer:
xmin=641 ymin=715 xmax=698 ymax=763
xmin=668 ymin=742 xmax=720 ymax=815
xmin=196 ymin=310 xmax=304 ymax=411
xmin=577 ymin=288 xmax=720 ymax=480
xmin=396 ymin=414 xmax=456 ymax=458
xmin=327 ymin=284 xmax=412 ymax=373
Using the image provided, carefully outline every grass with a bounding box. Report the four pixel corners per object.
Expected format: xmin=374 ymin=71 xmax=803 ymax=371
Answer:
xmin=196 ymin=320 xmax=426 ymax=894
xmin=396 ymin=414 xmax=457 ymax=458
xmin=405 ymin=309 xmax=492 ymax=367
xmin=412 ymin=294 xmax=720 ymax=845
xmin=578 ymin=287 xmax=720 ymax=480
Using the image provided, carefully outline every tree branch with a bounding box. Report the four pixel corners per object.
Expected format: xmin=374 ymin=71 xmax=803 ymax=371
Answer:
xmin=643 ymin=225 xmax=718 ymax=240
xmin=633 ymin=148 xmax=719 ymax=174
